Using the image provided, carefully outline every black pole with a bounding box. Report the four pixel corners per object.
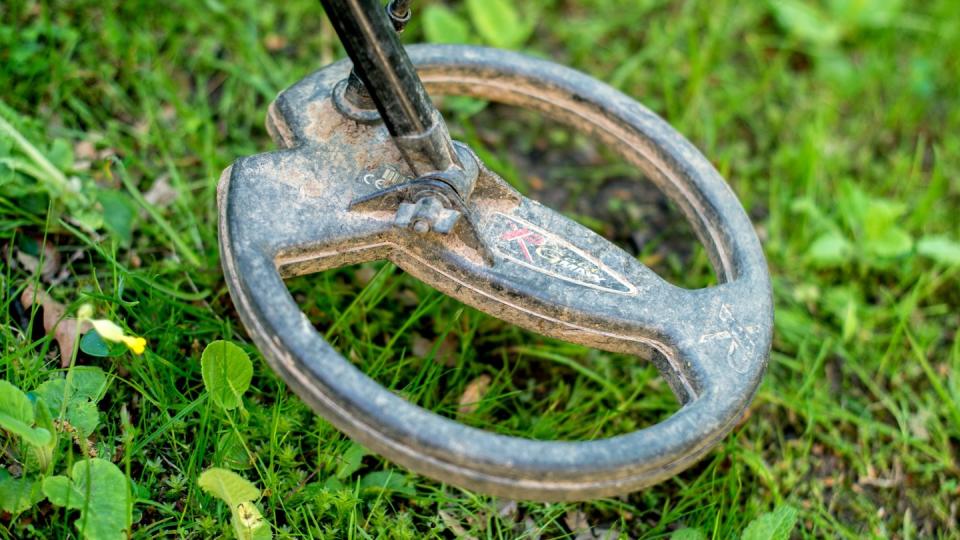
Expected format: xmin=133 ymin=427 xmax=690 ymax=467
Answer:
xmin=320 ymin=0 xmax=436 ymax=138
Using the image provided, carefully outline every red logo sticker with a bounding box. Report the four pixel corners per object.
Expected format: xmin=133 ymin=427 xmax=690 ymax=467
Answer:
xmin=489 ymin=213 xmax=637 ymax=295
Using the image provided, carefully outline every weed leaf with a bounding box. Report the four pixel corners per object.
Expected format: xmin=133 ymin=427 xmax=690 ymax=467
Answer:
xmin=671 ymin=529 xmax=707 ymax=540
xmin=807 ymin=231 xmax=853 ymax=267
xmin=27 ymin=397 xmax=58 ymax=471
xmin=359 ymin=470 xmax=415 ymax=497
xmin=466 ymin=0 xmax=532 ymax=49
xmin=198 ymin=467 xmax=260 ymax=506
xmin=79 ymin=330 xmax=128 ymax=357
xmin=335 ymin=443 xmax=367 ymax=480
xmin=199 ymin=468 xmax=271 ymax=540
xmin=42 ymin=458 xmax=131 ymax=540
xmin=917 ymin=235 xmax=960 ymax=265
xmin=768 ymin=0 xmax=842 ymax=47
xmin=741 ymin=504 xmax=798 ymax=540
xmin=865 ymin=226 xmax=913 ymax=259
xmin=34 ymin=366 xmax=108 ymax=437
xmin=96 ymin=189 xmax=136 ymax=245
xmin=862 ymin=198 xmax=912 ymax=258
xmin=47 ymin=138 xmax=73 ymax=172
xmin=423 ymin=5 xmax=470 ymax=44
xmin=443 ymin=96 xmax=488 ymax=118
xmin=0 ymin=471 xmax=44 ymax=514
xmin=235 ymin=501 xmax=272 ymax=540
xmin=0 ymin=379 xmax=52 ymax=447
xmin=218 ymin=431 xmax=253 ymax=470
xmin=828 ymin=0 xmax=903 ymax=30
xmin=201 ymin=340 xmax=253 ymax=410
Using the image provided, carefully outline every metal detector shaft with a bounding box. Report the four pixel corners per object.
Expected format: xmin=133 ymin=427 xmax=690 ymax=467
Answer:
xmin=320 ymin=0 xmax=459 ymax=173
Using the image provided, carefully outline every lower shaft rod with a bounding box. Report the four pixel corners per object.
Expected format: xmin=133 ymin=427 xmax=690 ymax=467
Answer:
xmin=321 ymin=0 xmax=435 ymax=138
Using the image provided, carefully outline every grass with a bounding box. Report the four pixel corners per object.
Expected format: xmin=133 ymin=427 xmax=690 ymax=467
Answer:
xmin=1 ymin=0 xmax=959 ymax=538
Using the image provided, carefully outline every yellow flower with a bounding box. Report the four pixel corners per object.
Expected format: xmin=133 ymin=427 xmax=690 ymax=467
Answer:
xmin=88 ymin=318 xmax=147 ymax=355
xmin=77 ymin=303 xmax=95 ymax=320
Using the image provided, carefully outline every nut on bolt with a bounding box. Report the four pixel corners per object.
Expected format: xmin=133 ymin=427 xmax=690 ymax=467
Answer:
xmin=412 ymin=219 xmax=430 ymax=234
xmin=394 ymin=195 xmax=461 ymax=234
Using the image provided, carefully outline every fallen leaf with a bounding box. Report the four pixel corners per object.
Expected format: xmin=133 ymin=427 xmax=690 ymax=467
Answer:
xmin=564 ymin=510 xmax=590 ymax=535
xmin=412 ymin=333 xmax=459 ymax=365
xmin=523 ymin=517 xmax=542 ymax=540
xmin=50 ymin=247 xmax=89 ymax=287
xmin=411 ymin=334 xmax=432 ymax=358
xmin=15 ymin=237 xmax=60 ymax=281
xmin=354 ymin=266 xmax=377 ymax=286
xmin=458 ymin=374 xmax=491 ymax=415
xmin=74 ymin=140 xmax=97 ymax=161
xmin=396 ymin=288 xmax=419 ymax=306
xmin=580 ymin=528 xmax=622 ymax=540
xmin=143 ymin=174 xmax=177 ymax=208
xmin=435 ymin=333 xmax=460 ymax=366
xmin=439 ymin=510 xmax=477 ymax=540
xmin=264 ymin=34 xmax=288 ymax=51
xmin=73 ymin=140 xmax=97 ymax=171
xmin=20 ymin=284 xmax=90 ymax=366
xmin=132 ymin=119 xmax=150 ymax=137
xmin=496 ymin=499 xmax=518 ymax=521
xmin=160 ymin=105 xmax=177 ymax=123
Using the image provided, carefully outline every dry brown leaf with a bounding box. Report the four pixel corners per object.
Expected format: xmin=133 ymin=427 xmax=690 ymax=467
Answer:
xmin=143 ymin=174 xmax=178 ymax=208
xmin=73 ymin=140 xmax=97 ymax=171
xmin=564 ymin=510 xmax=625 ymax=540
xmin=564 ymin=510 xmax=590 ymax=535
xmin=21 ymin=284 xmax=90 ymax=366
xmin=411 ymin=333 xmax=433 ymax=358
xmin=264 ymin=33 xmax=288 ymax=51
xmin=435 ymin=333 xmax=459 ymax=366
xmin=522 ymin=517 xmax=542 ymax=540
xmin=74 ymin=140 xmax=97 ymax=161
xmin=15 ymin=237 xmax=60 ymax=281
xmin=354 ymin=266 xmax=377 ymax=286
xmin=457 ymin=374 xmax=491 ymax=416
xmin=160 ymin=104 xmax=177 ymax=123
xmin=528 ymin=174 xmax=545 ymax=190
xmin=496 ymin=499 xmax=518 ymax=521
xmin=580 ymin=528 xmax=623 ymax=540
xmin=396 ymin=288 xmax=419 ymax=307
xmin=96 ymin=146 xmax=117 ymax=160
xmin=412 ymin=333 xmax=459 ymax=366
xmin=438 ymin=510 xmax=477 ymax=540
xmin=132 ymin=119 xmax=150 ymax=137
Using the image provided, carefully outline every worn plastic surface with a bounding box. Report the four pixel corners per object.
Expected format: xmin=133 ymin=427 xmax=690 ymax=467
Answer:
xmin=218 ymin=45 xmax=773 ymax=500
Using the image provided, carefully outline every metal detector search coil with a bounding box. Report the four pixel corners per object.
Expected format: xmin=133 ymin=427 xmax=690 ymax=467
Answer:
xmin=217 ymin=0 xmax=773 ymax=501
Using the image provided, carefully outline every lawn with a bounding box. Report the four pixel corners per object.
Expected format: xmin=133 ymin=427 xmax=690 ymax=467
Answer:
xmin=1 ymin=0 xmax=959 ymax=538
